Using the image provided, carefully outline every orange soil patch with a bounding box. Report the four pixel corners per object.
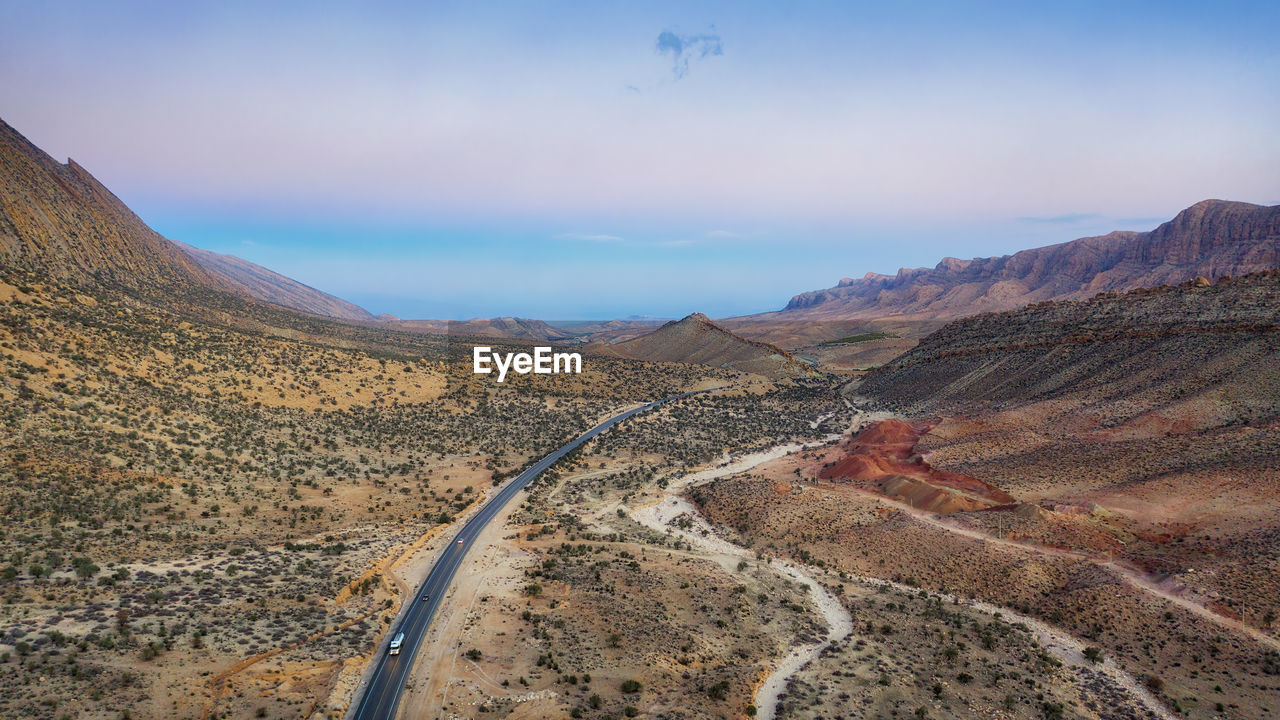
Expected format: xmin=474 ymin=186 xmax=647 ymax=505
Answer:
xmin=818 ymin=419 xmax=1015 ymax=512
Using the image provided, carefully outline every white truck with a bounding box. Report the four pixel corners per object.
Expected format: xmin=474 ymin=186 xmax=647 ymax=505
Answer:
xmin=388 ymin=632 xmax=405 ymax=656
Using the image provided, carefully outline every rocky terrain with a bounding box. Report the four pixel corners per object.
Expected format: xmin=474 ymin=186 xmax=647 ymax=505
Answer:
xmin=816 ymin=418 xmax=1015 ymax=513
xmin=601 ymin=313 xmax=816 ymax=381
xmin=857 ymin=271 xmax=1280 ymax=424
xmin=774 ymin=200 xmax=1280 ymax=323
xmin=0 ymin=119 xmax=214 ymax=291
xmin=387 ymin=388 xmax=854 ymax=720
xmin=0 ymin=269 xmax=748 ymax=718
xmin=684 ymin=271 xmax=1280 ymax=719
xmin=713 ymin=200 xmax=1279 ymax=358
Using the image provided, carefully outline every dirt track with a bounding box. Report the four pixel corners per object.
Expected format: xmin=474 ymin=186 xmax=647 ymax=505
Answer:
xmin=828 ymin=481 xmax=1280 ymax=654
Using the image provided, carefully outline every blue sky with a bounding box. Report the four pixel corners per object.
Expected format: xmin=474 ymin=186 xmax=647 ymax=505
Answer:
xmin=3 ymin=1 xmax=1278 ymax=319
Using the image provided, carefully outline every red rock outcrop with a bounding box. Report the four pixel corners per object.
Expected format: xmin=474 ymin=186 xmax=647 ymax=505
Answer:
xmin=819 ymin=419 xmax=1015 ymax=512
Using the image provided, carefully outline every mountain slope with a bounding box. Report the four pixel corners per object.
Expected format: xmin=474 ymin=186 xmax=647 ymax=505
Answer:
xmin=0 ymin=117 xmax=386 ymax=322
xmin=741 ymin=200 xmax=1280 ymax=335
xmin=173 ymin=241 xmax=374 ymax=321
xmin=0 ymin=118 xmax=214 ymax=289
xmin=855 ymin=271 xmax=1280 ymax=428
xmin=601 ymin=312 xmax=814 ymax=380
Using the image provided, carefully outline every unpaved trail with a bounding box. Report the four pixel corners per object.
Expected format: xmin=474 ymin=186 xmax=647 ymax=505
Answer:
xmin=631 ymin=496 xmax=851 ymax=720
xmin=628 ymin=434 xmax=856 ymax=720
xmin=808 ymin=410 xmax=836 ymax=429
xmin=831 ymin=483 xmax=1280 ymax=653
xmin=627 ymin=423 xmax=1177 ymax=720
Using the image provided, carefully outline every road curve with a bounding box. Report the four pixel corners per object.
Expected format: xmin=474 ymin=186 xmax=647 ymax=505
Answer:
xmin=350 ymin=391 xmax=701 ymax=720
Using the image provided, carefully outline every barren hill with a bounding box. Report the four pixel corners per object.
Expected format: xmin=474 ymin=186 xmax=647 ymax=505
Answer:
xmin=601 ymin=312 xmax=814 ymax=380
xmin=856 ymin=271 xmax=1280 ymax=427
xmin=0 ymin=118 xmax=214 ymax=289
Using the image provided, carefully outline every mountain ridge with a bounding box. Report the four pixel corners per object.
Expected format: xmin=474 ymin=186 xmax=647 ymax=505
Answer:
xmin=778 ymin=199 xmax=1280 ymax=321
xmin=172 ymin=240 xmax=375 ymax=322
xmin=0 ymin=118 xmax=215 ymax=289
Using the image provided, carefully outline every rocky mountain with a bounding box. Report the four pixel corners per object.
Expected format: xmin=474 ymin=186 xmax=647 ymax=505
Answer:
xmin=0 ymin=118 xmax=214 ymax=289
xmin=855 ymin=271 xmax=1280 ymax=429
xmin=0 ymin=117 xmax=385 ymax=325
xmin=601 ymin=312 xmax=815 ymax=380
xmin=172 ymin=241 xmax=374 ymax=322
xmin=758 ymin=200 xmax=1280 ymax=329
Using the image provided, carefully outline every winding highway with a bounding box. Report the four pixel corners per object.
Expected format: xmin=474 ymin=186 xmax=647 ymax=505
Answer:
xmin=350 ymin=392 xmax=700 ymax=720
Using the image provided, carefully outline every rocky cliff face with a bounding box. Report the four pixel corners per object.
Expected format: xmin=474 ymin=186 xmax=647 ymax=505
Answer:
xmin=783 ymin=200 xmax=1280 ymax=320
xmin=0 ymin=119 xmax=214 ymax=289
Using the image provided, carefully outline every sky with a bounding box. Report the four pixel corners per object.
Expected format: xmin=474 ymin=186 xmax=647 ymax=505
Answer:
xmin=2 ymin=0 xmax=1278 ymax=319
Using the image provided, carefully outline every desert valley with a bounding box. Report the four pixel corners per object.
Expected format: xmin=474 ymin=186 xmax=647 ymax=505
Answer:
xmin=2 ymin=86 xmax=1279 ymax=720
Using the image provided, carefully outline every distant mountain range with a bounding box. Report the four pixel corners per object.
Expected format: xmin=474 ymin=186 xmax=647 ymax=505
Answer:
xmin=857 ymin=270 xmax=1280 ymax=432
xmin=775 ymin=199 xmax=1279 ymax=322
xmin=723 ymin=198 xmax=1280 ymax=349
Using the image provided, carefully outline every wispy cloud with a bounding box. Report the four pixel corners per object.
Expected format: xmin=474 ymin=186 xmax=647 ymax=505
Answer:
xmin=555 ymin=233 xmax=625 ymax=243
xmin=705 ymin=229 xmax=741 ymax=239
xmin=1016 ymin=212 xmax=1103 ymax=224
xmin=656 ymin=28 xmax=723 ymax=79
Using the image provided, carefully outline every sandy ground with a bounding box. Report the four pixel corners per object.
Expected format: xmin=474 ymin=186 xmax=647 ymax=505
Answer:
xmin=631 ymin=426 xmax=1181 ymax=720
xmin=627 ymin=433 xmax=856 ymax=720
xmin=825 ymin=481 xmax=1280 ymax=654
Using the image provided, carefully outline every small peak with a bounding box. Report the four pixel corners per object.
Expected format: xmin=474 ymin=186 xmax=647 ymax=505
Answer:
xmin=1171 ymin=199 xmax=1260 ymax=222
xmin=936 ymin=256 xmax=972 ymax=272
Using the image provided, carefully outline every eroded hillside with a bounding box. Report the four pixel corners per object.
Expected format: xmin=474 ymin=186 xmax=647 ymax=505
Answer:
xmin=602 ymin=313 xmax=815 ymax=381
xmin=682 ymin=273 xmax=1280 ymax=719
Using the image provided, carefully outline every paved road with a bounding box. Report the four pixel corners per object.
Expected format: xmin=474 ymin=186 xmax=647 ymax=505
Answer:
xmin=350 ymin=392 xmax=700 ymax=720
